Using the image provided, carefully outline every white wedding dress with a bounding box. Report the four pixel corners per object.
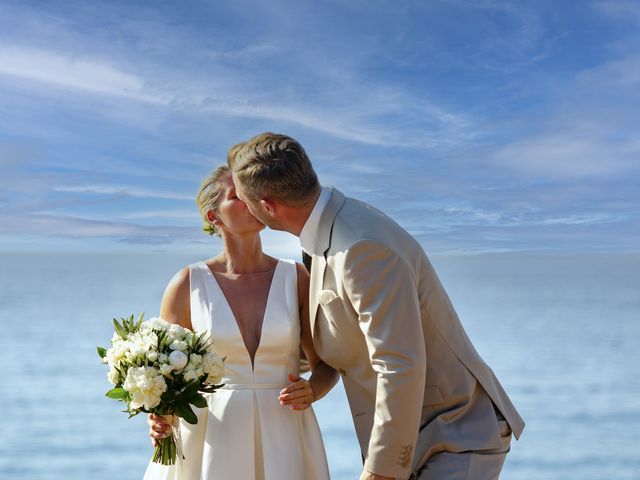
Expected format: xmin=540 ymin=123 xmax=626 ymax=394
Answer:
xmin=143 ymin=259 xmax=330 ymax=480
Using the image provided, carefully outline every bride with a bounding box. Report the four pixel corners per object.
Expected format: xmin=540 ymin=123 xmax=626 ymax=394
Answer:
xmin=144 ymin=162 xmax=338 ymax=479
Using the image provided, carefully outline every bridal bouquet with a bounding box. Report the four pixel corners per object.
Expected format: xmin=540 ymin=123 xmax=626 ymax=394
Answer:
xmin=97 ymin=314 xmax=224 ymax=465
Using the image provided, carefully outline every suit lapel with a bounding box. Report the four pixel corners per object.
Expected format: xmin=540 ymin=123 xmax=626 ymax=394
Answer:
xmin=308 ymin=188 xmax=346 ymax=335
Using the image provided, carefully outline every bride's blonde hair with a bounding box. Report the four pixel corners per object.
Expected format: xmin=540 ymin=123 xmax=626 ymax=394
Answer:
xmin=196 ymin=165 xmax=230 ymax=236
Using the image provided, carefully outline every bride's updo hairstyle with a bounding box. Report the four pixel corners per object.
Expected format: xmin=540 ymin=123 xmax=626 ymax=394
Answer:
xmin=196 ymin=165 xmax=230 ymax=236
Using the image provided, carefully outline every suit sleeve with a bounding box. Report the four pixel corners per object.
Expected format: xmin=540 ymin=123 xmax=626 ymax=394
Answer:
xmin=342 ymin=240 xmax=427 ymax=479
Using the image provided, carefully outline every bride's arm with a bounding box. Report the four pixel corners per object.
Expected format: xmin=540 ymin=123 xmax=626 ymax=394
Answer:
xmin=159 ymin=266 xmax=192 ymax=330
xmin=279 ymin=263 xmax=339 ymax=410
xmin=148 ymin=267 xmax=192 ymax=445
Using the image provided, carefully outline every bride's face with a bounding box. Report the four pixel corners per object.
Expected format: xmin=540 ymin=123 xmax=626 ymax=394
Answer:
xmin=212 ymin=174 xmax=265 ymax=235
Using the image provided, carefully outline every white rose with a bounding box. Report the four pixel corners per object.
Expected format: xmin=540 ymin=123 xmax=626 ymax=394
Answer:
xmin=159 ymin=364 xmax=173 ymax=377
xmin=147 ymin=351 xmax=158 ymax=362
xmin=169 ymin=340 xmax=188 ymax=351
xmin=168 ymin=350 xmax=188 ymax=370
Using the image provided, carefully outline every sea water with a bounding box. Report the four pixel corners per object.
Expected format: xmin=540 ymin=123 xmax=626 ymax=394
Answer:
xmin=0 ymin=253 xmax=638 ymax=480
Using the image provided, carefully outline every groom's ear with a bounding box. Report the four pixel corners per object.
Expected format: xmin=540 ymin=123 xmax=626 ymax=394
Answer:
xmin=259 ymin=198 xmax=276 ymax=215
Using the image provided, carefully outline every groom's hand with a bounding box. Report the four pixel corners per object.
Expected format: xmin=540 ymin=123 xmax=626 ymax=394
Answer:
xmin=359 ymin=471 xmax=394 ymax=480
xmin=278 ymin=372 xmax=315 ymax=410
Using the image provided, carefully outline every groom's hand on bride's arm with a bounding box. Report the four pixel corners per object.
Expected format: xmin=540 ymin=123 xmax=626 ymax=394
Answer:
xmin=278 ymin=373 xmax=315 ymax=410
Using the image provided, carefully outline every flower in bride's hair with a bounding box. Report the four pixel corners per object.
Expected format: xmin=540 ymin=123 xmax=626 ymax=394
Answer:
xmin=123 ymin=366 xmax=167 ymax=410
xmin=168 ymin=350 xmax=188 ymax=370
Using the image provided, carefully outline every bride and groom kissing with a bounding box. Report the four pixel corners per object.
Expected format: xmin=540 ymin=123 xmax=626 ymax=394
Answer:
xmin=145 ymin=133 xmax=524 ymax=480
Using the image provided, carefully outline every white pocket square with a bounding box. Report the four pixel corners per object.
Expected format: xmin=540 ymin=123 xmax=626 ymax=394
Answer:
xmin=317 ymin=289 xmax=338 ymax=305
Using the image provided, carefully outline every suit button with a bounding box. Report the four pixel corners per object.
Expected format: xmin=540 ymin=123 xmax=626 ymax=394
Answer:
xmin=338 ymin=368 xmax=346 ymax=376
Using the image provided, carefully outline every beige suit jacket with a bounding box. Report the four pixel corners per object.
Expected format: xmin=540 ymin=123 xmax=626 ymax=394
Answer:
xmin=308 ymin=188 xmax=524 ymax=479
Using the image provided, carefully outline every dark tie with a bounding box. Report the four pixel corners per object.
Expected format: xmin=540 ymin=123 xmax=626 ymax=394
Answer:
xmin=302 ymin=251 xmax=312 ymax=273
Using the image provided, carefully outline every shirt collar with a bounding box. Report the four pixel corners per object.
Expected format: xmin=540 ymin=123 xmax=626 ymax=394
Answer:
xmin=300 ymin=186 xmax=331 ymax=255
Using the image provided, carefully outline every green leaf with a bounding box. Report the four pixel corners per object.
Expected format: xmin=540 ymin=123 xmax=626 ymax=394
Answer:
xmin=189 ymin=393 xmax=207 ymax=409
xmin=112 ymin=318 xmax=127 ymax=339
xmin=97 ymin=346 xmax=107 ymax=359
xmin=175 ymin=402 xmax=197 ymax=424
xmin=106 ymin=387 xmax=126 ymax=399
xmin=182 ymin=379 xmax=200 ymax=397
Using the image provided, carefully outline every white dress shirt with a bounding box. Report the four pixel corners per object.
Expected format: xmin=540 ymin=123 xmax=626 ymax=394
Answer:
xmin=299 ymin=186 xmax=331 ymax=255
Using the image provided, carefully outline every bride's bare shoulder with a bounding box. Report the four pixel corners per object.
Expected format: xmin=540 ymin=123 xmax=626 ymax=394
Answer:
xmin=160 ymin=266 xmax=192 ymax=328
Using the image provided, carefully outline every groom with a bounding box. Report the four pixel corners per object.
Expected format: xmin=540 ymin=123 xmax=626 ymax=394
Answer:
xmin=228 ymin=133 xmax=524 ymax=480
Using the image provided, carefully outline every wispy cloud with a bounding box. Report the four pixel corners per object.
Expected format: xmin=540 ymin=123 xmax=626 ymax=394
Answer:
xmin=0 ymin=46 xmax=166 ymax=103
xmin=53 ymin=184 xmax=194 ymax=201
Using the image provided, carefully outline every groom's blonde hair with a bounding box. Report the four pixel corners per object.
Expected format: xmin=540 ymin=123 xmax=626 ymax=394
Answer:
xmin=228 ymin=133 xmax=319 ymax=207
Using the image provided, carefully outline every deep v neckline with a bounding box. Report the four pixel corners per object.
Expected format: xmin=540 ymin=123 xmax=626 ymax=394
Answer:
xmin=202 ymin=260 xmax=281 ymax=371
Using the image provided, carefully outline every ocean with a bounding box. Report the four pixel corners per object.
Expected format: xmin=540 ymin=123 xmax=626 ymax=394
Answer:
xmin=1 ymin=252 xmax=638 ymax=479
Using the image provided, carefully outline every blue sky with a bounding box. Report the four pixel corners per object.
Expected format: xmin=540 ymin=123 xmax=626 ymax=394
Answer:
xmin=0 ymin=0 xmax=638 ymax=256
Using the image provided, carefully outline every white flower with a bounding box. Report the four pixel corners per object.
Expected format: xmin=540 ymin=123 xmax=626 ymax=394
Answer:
xmin=317 ymin=289 xmax=338 ymax=305
xmin=169 ymin=339 xmax=188 ymax=351
xmin=166 ymin=324 xmax=187 ymax=344
xmin=145 ymin=317 xmax=169 ymax=331
xmin=123 ymin=331 xmax=158 ymax=363
xmin=189 ymin=353 xmax=202 ymax=367
xmin=107 ymin=367 xmax=120 ymax=385
xmin=183 ymin=366 xmax=204 ymax=382
xmin=105 ymin=342 xmax=129 ymax=366
xmin=202 ymin=352 xmax=224 ymax=385
xmin=158 ymin=353 xmax=168 ymax=364
xmin=147 ymin=351 xmax=158 ymax=363
xmin=159 ymin=364 xmax=173 ymax=377
xmin=168 ymin=350 xmax=188 ymax=370
xmin=123 ymin=366 xmax=167 ymax=410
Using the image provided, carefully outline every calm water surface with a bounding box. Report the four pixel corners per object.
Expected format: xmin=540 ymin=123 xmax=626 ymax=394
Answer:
xmin=0 ymin=253 xmax=638 ymax=479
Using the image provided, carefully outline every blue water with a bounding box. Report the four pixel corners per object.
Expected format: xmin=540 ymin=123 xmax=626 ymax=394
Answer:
xmin=1 ymin=253 xmax=638 ymax=479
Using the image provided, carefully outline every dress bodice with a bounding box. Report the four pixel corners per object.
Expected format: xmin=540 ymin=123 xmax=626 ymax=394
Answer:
xmin=189 ymin=259 xmax=300 ymax=386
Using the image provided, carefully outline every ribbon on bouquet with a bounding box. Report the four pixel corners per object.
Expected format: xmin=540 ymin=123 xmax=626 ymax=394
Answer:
xmin=172 ymin=415 xmax=185 ymax=463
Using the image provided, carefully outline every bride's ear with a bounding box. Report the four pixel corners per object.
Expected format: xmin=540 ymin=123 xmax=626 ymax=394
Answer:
xmin=207 ymin=210 xmax=221 ymax=226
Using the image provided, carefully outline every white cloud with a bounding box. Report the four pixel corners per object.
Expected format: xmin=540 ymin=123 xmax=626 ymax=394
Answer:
xmin=0 ymin=46 xmax=167 ymax=103
xmin=54 ymin=184 xmax=193 ymax=200
xmin=490 ymin=134 xmax=639 ymax=178
xmin=0 ymin=43 xmax=473 ymax=149
xmin=120 ymin=209 xmax=200 ymax=220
